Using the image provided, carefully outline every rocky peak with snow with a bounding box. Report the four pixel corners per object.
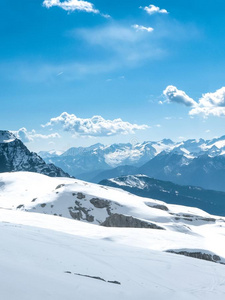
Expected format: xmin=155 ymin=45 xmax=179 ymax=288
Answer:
xmin=0 ymin=130 xmax=70 ymax=178
xmin=0 ymin=130 xmax=16 ymax=143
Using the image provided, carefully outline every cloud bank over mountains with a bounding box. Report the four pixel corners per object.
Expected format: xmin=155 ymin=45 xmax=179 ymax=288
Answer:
xmin=163 ymin=85 xmax=225 ymax=117
xmin=42 ymin=112 xmax=149 ymax=137
xmin=12 ymin=113 xmax=149 ymax=145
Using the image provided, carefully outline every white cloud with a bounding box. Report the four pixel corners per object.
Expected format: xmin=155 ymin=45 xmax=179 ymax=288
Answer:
xmin=141 ymin=4 xmax=168 ymax=15
xmin=132 ymin=24 xmax=154 ymax=33
xmin=42 ymin=112 xmax=149 ymax=136
xmin=13 ymin=128 xmax=33 ymax=143
xmin=13 ymin=128 xmax=61 ymax=143
xmin=190 ymin=87 xmax=225 ymax=117
xmin=43 ymin=0 xmax=99 ymax=14
xmin=163 ymin=85 xmax=197 ymax=107
xmin=32 ymin=132 xmax=61 ymax=140
xmin=199 ymin=87 xmax=225 ymax=107
xmin=189 ymin=106 xmax=225 ymax=117
xmin=163 ymin=86 xmax=225 ymax=117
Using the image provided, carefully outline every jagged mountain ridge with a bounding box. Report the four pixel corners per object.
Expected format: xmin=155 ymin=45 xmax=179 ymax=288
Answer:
xmin=39 ymin=135 xmax=225 ymax=185
xmin=100 ymin=174 xmax=225 ymax=216
xmin=0 ymin=130 xmax=70 ymax=178
xmin=39 ymin=139 xmax=176 ymax=177
xmin=139 ymin=152 xmax=225 ymax=192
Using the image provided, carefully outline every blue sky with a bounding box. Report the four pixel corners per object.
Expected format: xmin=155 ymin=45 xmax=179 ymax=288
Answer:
xmin=1 ymin=0 xmax=225 ymax=151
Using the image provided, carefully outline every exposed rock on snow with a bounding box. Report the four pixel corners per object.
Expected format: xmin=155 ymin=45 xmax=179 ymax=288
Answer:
xmin=101 ymin=213 xmax=165 ymax=229
xmin=90 ymin=198 xmax=110 ymax=209
xmin=146 ymin=203 xmax=169 ymax=211
xmin=69 ymin=202 xmax=94 ymax=222
xmin=166 ymin=249 xmax=223 ymax=264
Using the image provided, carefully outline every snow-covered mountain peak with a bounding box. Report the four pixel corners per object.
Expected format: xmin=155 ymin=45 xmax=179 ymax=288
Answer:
xmin=38 ymin=150 xmax=64 ymax=159
xmin=0 ymin=131 xmax=70 ymax=177
xmin=0 ymin=130 xmax=16 ymax=143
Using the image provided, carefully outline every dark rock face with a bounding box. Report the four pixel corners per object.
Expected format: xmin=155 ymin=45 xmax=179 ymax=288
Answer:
xmin=166 ymin=250 xmax=223 ymax=264
xmin=146 ymin=203 xmax=169 ymax=211
xmin=90 ymin=197 xmax=112 ymax=215
xmin=69 ymin=200 xmax=94 ymax=222
xmin=101 ymin=213 xmax=165 ymax=230
xmin=90 ymin=198 xmax=110 ymax=209
xmin=0 ymin=131 xmax=70 ymax=178
xmin=77 ymin=192 xmax=85 ymax=199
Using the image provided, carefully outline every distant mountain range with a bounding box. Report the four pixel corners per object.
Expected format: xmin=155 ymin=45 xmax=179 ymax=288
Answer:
xmin=0 ymin=130 xmax=70 ymax=178
xmin=100 ymin=175 xmax=225 ymax=216
xmin=39 ymin=135 xmax=225 ymax=191
xmin=138 ymin=152 xmax=225 ymax=192
xmin=39 ymin=139 xmax=175 ymax=176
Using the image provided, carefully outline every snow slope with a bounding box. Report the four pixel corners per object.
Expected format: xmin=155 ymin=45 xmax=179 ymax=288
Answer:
xmin=1 ymin=171 xmax=225 ymax=299
xmin=0 ymin=209 xmax=225 ymax=300
xmin=0 ymin=172 xmax=225 ymax=260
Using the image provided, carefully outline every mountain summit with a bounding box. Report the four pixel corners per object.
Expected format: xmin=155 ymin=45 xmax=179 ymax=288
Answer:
xmin=0 ymin=130 xmax=70 ymax=177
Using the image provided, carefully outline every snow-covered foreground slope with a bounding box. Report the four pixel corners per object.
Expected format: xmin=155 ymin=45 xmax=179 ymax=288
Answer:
xmin=1 ymin=209 xmax=225 ymax=300
xmin=1 ymin=172 xmax=225 ymax=260
xmin=0 ymin=172 xmax=221 ymax=227
xmin=1 ymin=172 xmax=225 ymax=299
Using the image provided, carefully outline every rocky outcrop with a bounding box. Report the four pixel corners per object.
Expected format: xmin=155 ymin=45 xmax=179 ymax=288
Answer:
xmin=101 ymin=213 xmax=165 ymax=230
xmin=90 ymin=198 xmax=110 ymax=208
xmin=170 ymin=213 xmax=216 ymax=223
xmin=69 ymin=200 xmax=94 ymax=222
xmin=146 ymin=203 xmax=169 ymax=211
xmin=166 ymin=250 xmax=223 ymax=264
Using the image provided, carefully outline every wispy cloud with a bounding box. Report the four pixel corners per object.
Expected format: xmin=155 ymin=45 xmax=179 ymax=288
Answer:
xmin=132 ymin=24 xmax=154 ymax=33
xmin=141 ymin=4 xmax=168 ymax=15
xmin=0 ymin=19 xmax=200 ymax=83
xmin=74 ymin=24 xmax=164 ymax=64
xmin=13 ymin=128 xmax=61 ymax=143
xmin=163 ymin=85 xmax=225 ymax=117
xmin=42 ymin=112 xmax=149 ymax=136
xmin=43 ymin=0 xmax=99 ymax=14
